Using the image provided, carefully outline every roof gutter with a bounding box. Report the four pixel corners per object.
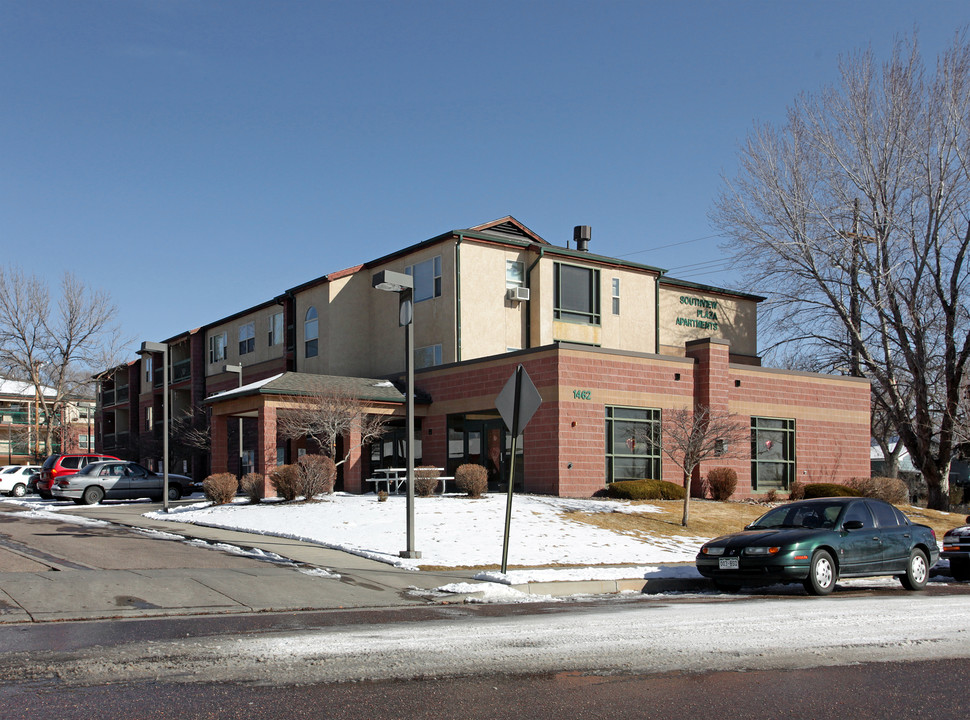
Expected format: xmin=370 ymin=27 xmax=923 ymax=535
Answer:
xmin=455 ymin=233 xmax=464 ymax=362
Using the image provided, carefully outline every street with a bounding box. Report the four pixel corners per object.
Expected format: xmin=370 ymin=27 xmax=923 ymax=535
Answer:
xmin=1 ymin=501 xmax=969 ymax=718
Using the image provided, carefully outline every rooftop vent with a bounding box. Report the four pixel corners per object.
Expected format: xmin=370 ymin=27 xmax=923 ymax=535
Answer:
xmin=573 ymin=225 xmax=591 ymax=252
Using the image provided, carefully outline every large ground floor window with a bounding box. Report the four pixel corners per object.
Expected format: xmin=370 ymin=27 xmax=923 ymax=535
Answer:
xmin=605 ymin=406 xmax=661 ymax=483
xmin=751 ymin=417 xmax=795 ymax=491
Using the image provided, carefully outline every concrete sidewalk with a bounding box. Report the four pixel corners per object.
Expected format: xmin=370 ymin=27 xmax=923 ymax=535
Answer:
xmin=0 ymin=501 xmax=707 ymax=623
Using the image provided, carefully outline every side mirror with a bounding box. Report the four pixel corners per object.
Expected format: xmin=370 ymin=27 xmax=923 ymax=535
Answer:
xmin=843 ymin=520 xmax=864 ymax=531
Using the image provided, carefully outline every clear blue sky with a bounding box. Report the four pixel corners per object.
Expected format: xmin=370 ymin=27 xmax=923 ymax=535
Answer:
xmin=1 ymin=1 xmax=966 ymax=351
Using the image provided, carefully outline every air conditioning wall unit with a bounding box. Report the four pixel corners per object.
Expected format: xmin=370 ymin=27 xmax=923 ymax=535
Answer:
xmin=506 ymin=286 xmax=531 ymax=302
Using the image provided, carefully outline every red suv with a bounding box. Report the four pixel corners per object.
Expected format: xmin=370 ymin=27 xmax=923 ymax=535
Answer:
xmin=37 ymin=454 xmax=120 ymax=499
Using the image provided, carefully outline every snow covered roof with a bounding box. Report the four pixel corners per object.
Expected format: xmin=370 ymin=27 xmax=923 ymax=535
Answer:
xmin=0 ymin=378 xmax=57 ymax=399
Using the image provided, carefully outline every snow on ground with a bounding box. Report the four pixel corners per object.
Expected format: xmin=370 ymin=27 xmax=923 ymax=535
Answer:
xmin=139 ymin=492 xmax=704 ymax=579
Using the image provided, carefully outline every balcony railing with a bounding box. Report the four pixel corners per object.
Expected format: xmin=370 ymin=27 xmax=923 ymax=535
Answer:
xmin=102 ymin=389 xmax=115 ymax=406
xmin=173 ymin=359 xmax=192 ymax=383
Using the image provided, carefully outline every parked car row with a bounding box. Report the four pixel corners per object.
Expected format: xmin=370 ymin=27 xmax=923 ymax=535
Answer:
xmin=0 ymin=453 xmax=198 ymax=505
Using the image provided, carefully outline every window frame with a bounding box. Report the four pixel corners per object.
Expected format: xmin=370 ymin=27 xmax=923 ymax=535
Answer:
xmin=750 ymin=416 xmax=796 ymax=491
xmin=268 ymin=311 xmax=284 ymax=347
xmin=209 ymin=332 xmax=228 ymax=364
xmin=406 ymin=256 xmax=442 ymax=303
xmin=612 ymin=277 xmax=620 ymax=315
xmin=506 ymin=260 xmax=525 ymax=289
xmin=238 ymin=322 xmax=255 ymax=355
xmin=304 ymin=306 xmax=319 ymax=359
xmin=554 ymin=262 xmax=601 ymax=325
xmin=605 ymin=406 xmax=662 ymax=483
xmin=415 ymin=344 xmax=442 ymax=369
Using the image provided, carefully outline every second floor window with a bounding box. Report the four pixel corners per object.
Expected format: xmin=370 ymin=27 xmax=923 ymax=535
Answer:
xmin=305 ymin=306 xmax=318 ymax=358
xmin=415 ymin=344 xmax=442 ymax=369
xmin=406 ymin=256 xmax=442 ymax=302
xmin=209 ymin=332 xmax=227 ymax=364
xmin=506 ymin=260 xmax=524 ymax=288
xmin=612 ymin=277 xmax=620 ymax=315
xmin=268 ymin=311 xmax=283 ymax=347
xmin=239 ymin=322 xmax=255 ymax=355
xmin=144 ymin=356 xmax=152 ymax=383
xmin=555 ymin=262 xmax=601 ymax=325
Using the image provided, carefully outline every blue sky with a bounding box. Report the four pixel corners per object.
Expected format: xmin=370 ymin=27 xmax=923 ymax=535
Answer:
xmin=1 ymin=1 xmax=967 ymax=351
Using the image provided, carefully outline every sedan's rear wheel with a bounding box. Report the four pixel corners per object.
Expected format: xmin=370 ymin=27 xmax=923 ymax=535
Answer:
xmin=167 ymin=485 xmax=182 ymax=501
xmin=81 ymin=486 xmax=104 ymax=505
xmin=900 ymin=548 xmax=929 ymax=591
xmin=804 ymin=549 xmax=837 ymax=596
xmin=10 ymin=483 xmax=26 ymax=497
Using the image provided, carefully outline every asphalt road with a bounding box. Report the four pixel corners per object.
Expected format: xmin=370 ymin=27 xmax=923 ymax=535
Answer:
xmin=1 ymin=659 xmax=964 ymax=720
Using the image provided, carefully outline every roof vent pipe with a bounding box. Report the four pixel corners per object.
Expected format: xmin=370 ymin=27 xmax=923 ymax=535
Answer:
xmin=573 ymin=225 xmax=591 ymax=252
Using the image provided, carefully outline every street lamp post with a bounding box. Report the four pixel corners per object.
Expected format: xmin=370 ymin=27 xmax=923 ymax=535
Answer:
xmin=223 ymin=364 xmax=244 ymax=476
xmin=372 ymin=270 xmax=420 ymax=559
xmin=138 ymin=341 xmax=170 ymax=512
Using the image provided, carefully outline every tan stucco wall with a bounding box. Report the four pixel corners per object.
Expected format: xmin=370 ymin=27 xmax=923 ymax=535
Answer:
xmin=530 ymin=255 xmax=659 ymax=353
xmin=658 ymin=286 xmax=758 ymax=357
xmin=205 ymin=307 xmax=286 ymax=377
xmin=457 ymin=242 xmax=529 ymax=359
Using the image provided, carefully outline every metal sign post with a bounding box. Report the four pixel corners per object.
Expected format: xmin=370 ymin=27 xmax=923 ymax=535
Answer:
xmin=495 ymin=364 xmax=542 ymax=574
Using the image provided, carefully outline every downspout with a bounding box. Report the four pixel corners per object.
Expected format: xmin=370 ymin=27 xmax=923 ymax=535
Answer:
xmin=525 ymin=247 xmax=544 ymax=349
xmin=455 ymin=234 xmax=464 ymax=362
xmin=655 ymin=271 xmax=665 ymax=354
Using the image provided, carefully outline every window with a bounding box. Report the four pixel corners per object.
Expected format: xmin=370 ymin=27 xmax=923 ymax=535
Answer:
xmin=555 ymin=262 xmax=600 ymax=325
xmin=406 ymin=256 xmax=442 ymax=302
xmin=415 ymin=344 xmax=442 ymax=369
xmin=612 ymin=277 xmax=620 ymax=315
xmin=209 ymin=332 xmax=227 ymax=364
xmin=268 ymin=311 xmax=284 ymax=347
xmin=238 ymin=322 xmax=255 ymax=355
xmin=144 ymin=356 xmax=152 ymax=383
xmin=506 ymin=260 xmax=524 ymax=288
xmin=145 ymin=406 xmax=153 ymax=431
xmin=304 ymin=307 xmax=318 ymax=358
xmin=605 ymin=406 xmax=661 ymax=483
xmin=751 ymin=417 xmax=795 ymax=491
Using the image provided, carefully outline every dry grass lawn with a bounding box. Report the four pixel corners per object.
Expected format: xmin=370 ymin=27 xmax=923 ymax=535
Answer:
xmin=569 ymin=498 xmax=968 ymax=541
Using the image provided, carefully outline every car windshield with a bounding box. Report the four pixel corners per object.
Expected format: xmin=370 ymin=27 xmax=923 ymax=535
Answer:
xmin=750 ymin=502 xmax=845 ymax=530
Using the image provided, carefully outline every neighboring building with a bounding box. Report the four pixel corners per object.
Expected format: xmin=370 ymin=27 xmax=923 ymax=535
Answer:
xmin=0 ymin=378 xmax=95 ymax=464
xmin=95 ymin=217 xmax=871 ymax=498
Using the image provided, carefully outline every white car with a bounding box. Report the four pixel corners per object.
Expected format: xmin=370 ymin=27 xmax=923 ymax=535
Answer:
xmin=0 ymin=465 xmax=42 ymax=497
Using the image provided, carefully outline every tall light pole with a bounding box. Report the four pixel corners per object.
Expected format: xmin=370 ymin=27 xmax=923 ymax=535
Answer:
xmin=138 ymin=341 xmax=170 ymax=512
xmin=372 ymin=269 xmax=420 ymax=559
xmin=223 ymin=364 xmax=244 ymax=475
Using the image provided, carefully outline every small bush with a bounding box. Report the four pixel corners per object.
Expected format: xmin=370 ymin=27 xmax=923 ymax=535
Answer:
xmin=203 ymin=473 xmax=238 ymax=505
xmin=844 ymin=476 xmax=909 ymax=505
xmin=765 ymin=489 xmax=779 ymax=503
xmin=606 ymin=479 xmax=686 ymax=501
xmin=240 ymin=472 xmax=264 ymax=504
xmin=270 ymin=464 xmax=300 ymax=501
xmin=788 ymin=480 xmax=805 ymax=501
xmin=414 ymin=466 xmax=441 ymax=497
xmin=706 ymin=467 xmax=738 ymax=501
xmin=377 ymin=490 xmax=388 ymax=502
xmin=455 ymin=464 xmax=488 ymax=498
xmin=297 ymin=454 xmax=336 ymax=500
xmin=803 ymin=482 xmax=862 ymax=499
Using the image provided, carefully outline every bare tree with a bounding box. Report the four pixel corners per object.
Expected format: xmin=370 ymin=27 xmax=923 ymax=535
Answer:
xmin=0 ymin=267 xmax=126 ymax=457
xmin=276 ymin=388 xmax=391 ymax=467
xmin=657 ymin=404 xmax=749 ymax=527
xmin=712 ymin=32 xmax=970 ymax=509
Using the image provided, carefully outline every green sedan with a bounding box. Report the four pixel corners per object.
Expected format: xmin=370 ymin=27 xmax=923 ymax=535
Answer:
xmin=696 ymin=497 xmax=939 ymax=595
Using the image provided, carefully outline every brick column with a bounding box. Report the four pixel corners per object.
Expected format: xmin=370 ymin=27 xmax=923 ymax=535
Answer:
xmin=211 ymin=414 xmax=228 ymax=476
xmin=685 ymin=338 xmax=732 ymax=495
xmin=343 ymin=426 xmax=362 ymax=493
xmin=257 ymin=404 xmax=277 ymax=498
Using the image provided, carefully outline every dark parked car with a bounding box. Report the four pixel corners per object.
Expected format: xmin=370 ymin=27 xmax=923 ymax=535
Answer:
xmin=696 ymin=497 xmax=939 ymax=595
xmin=36 ymin=453 xmax=120 ymax=499
xmin=942 ymin=517 xmax=970 ymax=580
xmin=50 ymin=461 xmax=192 ymax=505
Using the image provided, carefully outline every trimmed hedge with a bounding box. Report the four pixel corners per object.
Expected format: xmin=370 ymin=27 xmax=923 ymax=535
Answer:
xmin=706 ymin=467 xmax=738 ymax=501
xmin=802 ymin=482 xmax=863 ymax=499
xmin=607 ymin=479 xmax=686 ymax=501
xmin=455 ymin=464 xmax=488 ymax=498
xmin=414 ymin=466 xmax=441 ymax=497
xmin=203 ymin=473 xmax=238 ymax=505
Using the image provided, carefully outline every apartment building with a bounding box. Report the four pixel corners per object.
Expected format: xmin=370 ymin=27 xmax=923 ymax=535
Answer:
xmin=95 ymin=217 xmax=870 ymax=498
xmin=0 ymin=379 xmax=95 ymax=464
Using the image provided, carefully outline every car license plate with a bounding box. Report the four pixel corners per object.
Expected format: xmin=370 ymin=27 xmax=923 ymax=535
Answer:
xmin=719 ymin=557 xmax=739 ymax=570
